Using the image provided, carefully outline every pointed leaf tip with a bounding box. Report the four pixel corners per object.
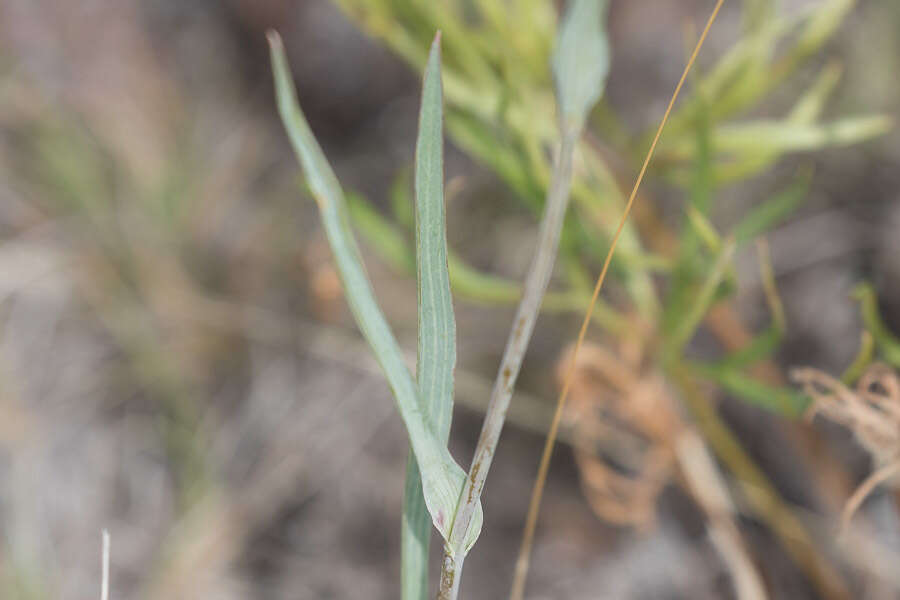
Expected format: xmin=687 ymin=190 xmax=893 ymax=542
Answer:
xmin=415 ymin=21 xmax=453 ymax=447
xmin=269 ymin=17 xmax=482 ymax=560
xmin=427 ymin=32 xmax=442 ymax=69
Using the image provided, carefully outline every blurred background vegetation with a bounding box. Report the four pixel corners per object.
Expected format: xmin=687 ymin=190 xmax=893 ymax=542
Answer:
xmin=1 ymin=0 xmax=899 ymax=598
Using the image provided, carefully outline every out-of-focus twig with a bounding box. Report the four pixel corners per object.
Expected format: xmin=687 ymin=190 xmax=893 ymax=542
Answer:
xmin=675 ymin=368 xmax=851 ymax=599
xmin=676 ymin=430 xmax=767 ymax=600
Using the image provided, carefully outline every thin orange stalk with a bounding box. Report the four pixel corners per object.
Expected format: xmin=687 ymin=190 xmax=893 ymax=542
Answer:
xmin=509 ymin=1 xmax=726 ymax=597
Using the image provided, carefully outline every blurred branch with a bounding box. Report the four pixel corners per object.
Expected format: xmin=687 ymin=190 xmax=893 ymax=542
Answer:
xmin=673 ymin=368 xmax=851 ymax=599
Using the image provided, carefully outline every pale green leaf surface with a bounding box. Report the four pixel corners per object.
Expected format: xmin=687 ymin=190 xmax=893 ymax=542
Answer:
xmin=401 ymin=456 xmax=430 ymax=600
xmin=414 ymin=35 xmax=482 ymax=556
xmin=404 ymin=35 xmax=472 ymax=598
xmin=415 ymin=35 xmax=456 ymax=442
xmin=661 ymin=116 xmax=892 ymax=160
xmin=268 ymin=31 xmax=479 ymax=555
xmin=552 ymin=0 xmax=610 ymax=133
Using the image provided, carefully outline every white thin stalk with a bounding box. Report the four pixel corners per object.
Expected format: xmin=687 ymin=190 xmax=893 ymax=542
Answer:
xmin=438 ymin=131 xmax=578 ymax=596
xmin=676 ymin=431 xmax=767 ymax=600
xmin=436 ymin=549 xmax=464 ymax=600
xmin=101 ymin=529 xmax=110 ymax=600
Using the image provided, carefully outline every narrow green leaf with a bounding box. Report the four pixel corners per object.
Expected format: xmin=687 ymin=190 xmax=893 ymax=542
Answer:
xmin=717 ymin=325 xmax=782 ymax=369
xmin=853 ymin=283 xmax=900 ymax=368
xmin=660 ymin=14 xmax=792 ymax=141
xmin=666 ymin=239 xmax=737 ymax=359
xmin=402 ymin=456 xmax=430 ymax=600
xmin=420 ymin=34 xmax=482 ymax=556
xmin=725 ymin=254 xmax=785 ymax=367
xmin=445 ymin=110 xmax=543 ymax=209
xmin=346 ymin=191 xmax=415 ymax=273
xmin=661 ymin=116 xmax=893 ymax=160
xmin=448 ymin=254 xmax=520 ymax=303
xmin=692 ymin=241 xmax=790 ymax=404
xmin=666 ymin=64 xmax=840 ymax=185
xmin=403 ymin=34 xmax=465 ymax=598
xmin=841 ymin=331 xmax=874 ymax=385
xmin=785 ymin=0 xmax=855 ymax=71
xmin=662 ymin=0 xmax=855 ymax=145
xmin=691 ymin=361 xmax=809 ymax=416
xmin=686 ymin=205 xmax=723 ymax=253
xmin=663 ymin=101 xmax=716 ymax=339
xmin=268 ymin=30 xmax=479 ymax=554
xmin=552 ymin=0 xmax=610 ymax=133
xmin=733 ymin=173 xmax=810 ymax=244
xmin=788 ymin=63 xmax=842 ymax=124
xmin=391 ymin=168 xmax=415 ymax=230
xmin=415 ymin=36 xmax=457 ymax=448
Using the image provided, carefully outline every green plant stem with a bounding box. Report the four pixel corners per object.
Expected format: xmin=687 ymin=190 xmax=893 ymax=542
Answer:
xmin=439 ymin=130 xmax=578 ymax=596
xmin=841 ymin=331 xmax=874 ymax=384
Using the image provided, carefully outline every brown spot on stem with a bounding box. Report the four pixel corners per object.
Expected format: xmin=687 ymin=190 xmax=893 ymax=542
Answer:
xmin=438 ymin=559 xmax=456 ymax=600
xmin=467 ymin=461 xmax=481 ymax=504
xmin=513 ymin=316 xmax=526 ymax=344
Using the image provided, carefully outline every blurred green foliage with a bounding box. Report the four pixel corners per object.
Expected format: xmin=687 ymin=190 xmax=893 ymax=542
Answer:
xmin=332 ymin=0 xmax=891 ymax=418
xmin=853 ymin=283 xmax=900 ymax=370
